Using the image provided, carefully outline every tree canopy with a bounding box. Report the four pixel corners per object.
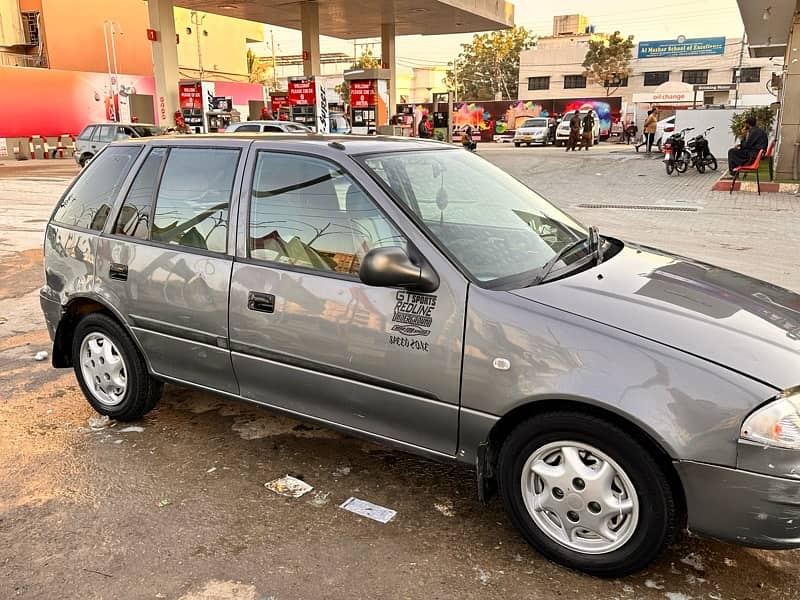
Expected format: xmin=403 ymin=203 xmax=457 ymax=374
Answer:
xmin=582 ymin=31 xmax=635 ymax=96
xmin=445 ymin=26 xmax=535 ymax=101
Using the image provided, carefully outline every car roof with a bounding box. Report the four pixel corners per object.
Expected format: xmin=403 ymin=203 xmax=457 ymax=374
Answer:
xmin=233 ymin=120 xmax=306 ymax=126
xmin=87 ymin=122 xmax=158 ymax=127
xmin=120 ymin=133 xmax=454 ymax=156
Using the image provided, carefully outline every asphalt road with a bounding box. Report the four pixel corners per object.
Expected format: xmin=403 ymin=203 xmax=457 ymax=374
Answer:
xmin=1 ymin=149 xmax=798 ymax=600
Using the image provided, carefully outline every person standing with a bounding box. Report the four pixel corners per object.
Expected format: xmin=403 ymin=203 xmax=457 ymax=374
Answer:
xmin=418 ymin=114 xmax=432 ymax=139
xmin=637 ymin=109 xmax=658 ymax=153
xmin=727 ymin=116 xmax=768 ymax=171
xmin=580 ymin=110 xmax=595 ymax=150
xmin=566 ymin=111 xmax=581 ymax=151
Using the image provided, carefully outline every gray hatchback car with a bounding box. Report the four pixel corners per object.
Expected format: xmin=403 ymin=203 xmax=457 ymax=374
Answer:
xmin=40 ymin=134 xmax=800 ymax=577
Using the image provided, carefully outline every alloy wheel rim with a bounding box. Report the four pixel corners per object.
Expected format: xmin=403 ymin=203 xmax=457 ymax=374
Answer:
xmin=79 ymin=332 xmax=127 ymax=406
xmin=521 ymin=441 xmax=639 ymax=555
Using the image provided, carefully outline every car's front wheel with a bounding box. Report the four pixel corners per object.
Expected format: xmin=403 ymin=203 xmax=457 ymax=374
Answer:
xmin=497 ymin=411 xmax=678 ymax=577
xmin=72 ymin=313 xmax=163 ymax=421
xmin=78 ymin=153 xmax=93 ymax=167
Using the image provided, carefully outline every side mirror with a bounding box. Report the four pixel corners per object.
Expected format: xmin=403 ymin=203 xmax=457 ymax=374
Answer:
xmin=359 ymin=246 xmax=439 ymax=293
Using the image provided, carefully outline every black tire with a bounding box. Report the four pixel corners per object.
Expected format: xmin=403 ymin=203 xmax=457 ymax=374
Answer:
xmin=696 ymin=162 xmax=706 ymax=174
xmin=78 ymin=153 xmax=92 ymax=168
xmin=676 ymin=154 xmax=689 ymax=173
xmin=665 ymin=160 xmax=675 ymax=175
xmin=514 ymin=142 xmax=521 ymax=148
xmin=71 ymin=313 xmax=163 ymax=421
xmin=708 ymin=155 xmax=718 ymax=171
xmin=526 ymin=143 xmax=532 ymax=147
xmin=497 ymin=412 xmax=678 ymax=577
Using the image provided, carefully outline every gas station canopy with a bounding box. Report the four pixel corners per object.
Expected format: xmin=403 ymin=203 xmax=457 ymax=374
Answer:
xmin=736 ymin=0 xmax=795 ymax=57
xmin=172 ymin=0 xmax=515 ymax=38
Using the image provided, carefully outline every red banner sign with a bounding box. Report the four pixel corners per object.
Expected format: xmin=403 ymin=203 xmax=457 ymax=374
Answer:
xmin=179 ymin=82 xmax=202 ymax=110
xmin=270 ymin=94 xmax=290 ymax=114
xmin=288 ymin=79 xmax=315 ymax=106
xmin=350 ymin=80 xmax=376 ymax=108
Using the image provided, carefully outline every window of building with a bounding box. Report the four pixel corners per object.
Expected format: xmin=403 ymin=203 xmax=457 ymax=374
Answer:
xmin=21 ymin=12 xmax=40 ymax=46
xmin=114 ymin=148 xmax=167 ymax=239
xmin=604 ymin=76 xmax=629 ymax=88
xmin=151 ymin=148 xmax=240 ymax=253
xmin=52 ymin=146 xmax=141 ymax=231
xmin=643 ymin=71 xmax=670 ymax=87
xmin=564 ymin=75 xmax=587 ymax=89
xmin=682 ymin=70 xmax=709 ymax=85
xmin=248 ymin=152 xmax=406 ymax=276
xmin=527 ymin=76 xmax=550 ymax=91
xmin=735 ymin=67 xmax=761 ymax=83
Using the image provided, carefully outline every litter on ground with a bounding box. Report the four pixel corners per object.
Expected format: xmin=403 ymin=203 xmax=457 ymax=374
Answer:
xmin=308 ymin=491 xmax=331 ymax=507
xmin=118 ymin=426 xmax=144 ymax=433
xmin=265 ymin=475 xmax=313 ymax=498
xmin=34 ymin=350 xmax=48 ymax=361
xmin=88 ymin=415 xmax=112 ymax=430
xmin=340 ymin=497 xmax=396 ymax=523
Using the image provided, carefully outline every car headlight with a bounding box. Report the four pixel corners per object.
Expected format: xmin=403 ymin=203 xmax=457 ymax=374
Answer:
xmin=741 ymin=388 xmax=800 ymax=449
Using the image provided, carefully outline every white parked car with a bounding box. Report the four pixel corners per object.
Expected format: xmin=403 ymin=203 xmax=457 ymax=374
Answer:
xmin=225 ymin=120 xmax=312 ymax=134
xmin=655 ymin=116 xmax=676 ymax=150
xmin=555 ymin=111 xmax=600 ymax=146
xmin=514 ymin=117 xmax=551 ymax=147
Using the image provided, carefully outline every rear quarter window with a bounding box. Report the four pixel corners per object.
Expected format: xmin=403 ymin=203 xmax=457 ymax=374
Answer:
xmin=52 ymin=146 xmax=141 ymax=231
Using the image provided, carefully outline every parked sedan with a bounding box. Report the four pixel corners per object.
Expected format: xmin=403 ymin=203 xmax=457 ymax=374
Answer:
xmin=514 ymin=117 xmax=551 ymax=147
xmin=41 ymin=134 xmax=800 ymax=578
xmin=225 ymin=120 xmax=312 ymax=133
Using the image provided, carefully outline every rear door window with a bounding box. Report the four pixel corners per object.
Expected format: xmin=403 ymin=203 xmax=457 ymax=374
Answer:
xmin=234 ymin=124 xmax=261 ymax=132
xmin=52 ymin=146 xmax=141 ymax=231
xmin=97 ymin=125 xmax=117 ymax=143
xmin=150 ymin=147 xmax=240 ymax=253
xmin=114 ymin=147 xmax=167 ymax=239
xmin=263 ymin=125 xmax=284 ymax=132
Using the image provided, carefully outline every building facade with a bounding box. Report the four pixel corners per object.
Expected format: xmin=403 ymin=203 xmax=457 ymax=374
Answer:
xmin=518 ymin=29 xmax=779 ymax=117
xmin=0 ymin=0 xmax=263 ymax=81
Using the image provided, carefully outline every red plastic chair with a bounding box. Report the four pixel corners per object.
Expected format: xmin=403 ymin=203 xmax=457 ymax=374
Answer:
xmin=730 ymin=149 xmax=764 ymax=195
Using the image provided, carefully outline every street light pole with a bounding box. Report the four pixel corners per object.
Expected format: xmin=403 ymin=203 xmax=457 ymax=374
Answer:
xmin=271 ymin=29 xmax=278 ymax=90
xmin=190 ymin=11 xmax=206 ymax=81
xmin=734 ymin=30 xmax=746 ymax=108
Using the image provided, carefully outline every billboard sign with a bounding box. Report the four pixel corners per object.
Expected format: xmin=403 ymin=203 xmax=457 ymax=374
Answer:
xmin=638 ymin=37 xmax=726 ymax=59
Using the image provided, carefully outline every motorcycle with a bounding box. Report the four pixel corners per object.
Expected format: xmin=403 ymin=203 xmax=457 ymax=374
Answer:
xmin=663 ymin=128 xmax=693 ymax=175
xmin=686 ymin=127 xmax=718 ymax=173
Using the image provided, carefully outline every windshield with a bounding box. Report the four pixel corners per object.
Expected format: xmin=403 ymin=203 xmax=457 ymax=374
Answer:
xmin=523 ymin=118 xmax=548 ymax=128
xmin=131 ymin=125 xmax=163 ymax=137
xmin=361 ymin=149 xmax=589 ymax=285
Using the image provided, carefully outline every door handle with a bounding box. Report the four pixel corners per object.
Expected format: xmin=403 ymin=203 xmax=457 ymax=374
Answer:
xmin=248 ymin=291 xmax=275 ymax=313
xmin=109 ymin=263 xmax=128 ymax=281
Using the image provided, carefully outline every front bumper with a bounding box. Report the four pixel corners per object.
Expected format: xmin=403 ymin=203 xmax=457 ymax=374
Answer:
xmin=677 ymin=461 xmax=800 ymax=549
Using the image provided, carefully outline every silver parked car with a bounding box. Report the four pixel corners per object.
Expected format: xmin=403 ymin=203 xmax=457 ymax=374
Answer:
xmin=225 ymin=120 xmax=312 ymax=134
xmin=75 ymin=123 xmax=162 ymax=167
xmin=40 ymin=135 xmax=800 ymax=577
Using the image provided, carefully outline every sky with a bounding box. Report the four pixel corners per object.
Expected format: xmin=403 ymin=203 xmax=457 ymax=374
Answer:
xmin=258 ymin=0 xmax=746 ymax=70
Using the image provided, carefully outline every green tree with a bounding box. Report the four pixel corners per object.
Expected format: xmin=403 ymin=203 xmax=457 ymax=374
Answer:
xmin=445 ymin=26 xmax=535 ymax=101
xmin=335 ymin=48 xmax=382 ymax=106
xmin=582 ymin=31 xmax=635 ymax=97
xmin=730 ymin=106 xmax=775 ymax=138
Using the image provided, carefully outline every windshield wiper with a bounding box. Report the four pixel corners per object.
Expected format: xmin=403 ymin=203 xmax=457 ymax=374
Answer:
xmin=532 ymin=237 xmax=589 ymax=285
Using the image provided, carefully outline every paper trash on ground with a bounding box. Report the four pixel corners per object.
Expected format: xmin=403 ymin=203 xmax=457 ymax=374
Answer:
xmin=265 ymin=475 xmax=313 ymax=498
xmin=340 ymin=497 xmax=397 ymax=523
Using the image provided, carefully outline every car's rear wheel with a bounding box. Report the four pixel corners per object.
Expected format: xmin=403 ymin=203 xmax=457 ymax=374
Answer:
xmin=72 ymin=313 xmax=162 ymax=421
xmin=497 ymin=412 xmax=678 ymax=577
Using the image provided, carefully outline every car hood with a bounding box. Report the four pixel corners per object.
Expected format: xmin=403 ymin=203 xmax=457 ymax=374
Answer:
xmin=518 ymin=127 xmax=547 ymax=134
xmin=510 ymin=244 xmax=800 ymax=390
